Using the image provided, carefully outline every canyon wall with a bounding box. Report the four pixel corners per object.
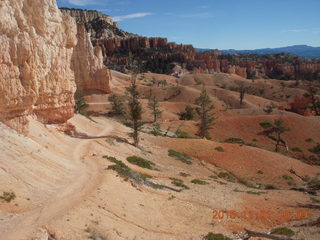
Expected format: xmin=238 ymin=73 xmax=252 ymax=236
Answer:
xmin=0 ymin=0 xmax=112 ymax=132
xmin=0 ymin=0 xmax=77 ymax=131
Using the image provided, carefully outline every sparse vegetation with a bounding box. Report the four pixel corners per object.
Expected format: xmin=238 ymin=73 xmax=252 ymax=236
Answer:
xmin=178 ymin=105 xmax=195 ymax=120
xmin=203 ymin=232 xmax=232 ymax=240
xmin=257 ymin=170 xmax=264 ymax=174
xmin=175 ymin=129 xmax=195 ymax=139
xmin=148 ymin=95 xmax=162 ymax=122
xmin=191 ymin=179 xmax=208 ymax=185
xmin=259 ymin=121 xmax=272 ymax=129
xmin=218 ymin=172 xmax=235 ymax=182
xmin=126 ymin=156 xmax=156 ymax=170
xmin=214 ymin=146 xmax=224 ymax=152
xmin=309 ymin=143 xmax=320 ymax=155
xmin=168 ymin=149 xmax=192 ymax=165
xmin=306 ymin=138 xmax=314 ymax=143
xmin=223 ymin=137 xmax=244 ymax=144
xmin=263 ymin=102 xmax=277 ymax=114
xmin=195 ymin=87 xmax=216 ymax=139
xmin=104 ymin=156 xmax=163 ymax=189
xmin=0 ymin=191 xmax=16 ymax=202
xmin=74 ymin=90 xmax=89 ymax=116
xmin=282 ymin=174 xmax=293 ymax=181
xmin=270 ymin=227 xmax=295 ymax=237
xmin=239 ymin=179 xmax=261 ymax=189
xmin=125 ymin=72 xmax=145 ymax=147
xmin=308 ymin=177 xmax=320 ymax=190
xmin=291 ymin=147 xmax=303 ymax=152
xmin=265 ymin=184 xmax=277 ymax=190
xmin=310 ymin=197 xmax=320 ymax=203
xmin=179 ymin=172 xmax=191 ymax=177
xmin=170 ymin=178 xmax=189 ymax=189
xmin=259 ymin=119 xmax=290 ymax=152
xmin=108 ymin=93 xmax=125 ymax=116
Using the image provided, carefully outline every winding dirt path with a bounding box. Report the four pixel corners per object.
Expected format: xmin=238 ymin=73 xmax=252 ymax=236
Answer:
xmin=1 ymin=123 xmax=113 ymax=240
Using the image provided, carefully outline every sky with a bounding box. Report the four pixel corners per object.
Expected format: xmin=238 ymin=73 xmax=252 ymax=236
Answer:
xmin=56 ymin=0 xmax=320 ymax=50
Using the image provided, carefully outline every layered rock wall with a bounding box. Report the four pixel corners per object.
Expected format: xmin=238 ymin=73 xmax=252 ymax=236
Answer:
xmin=0 ymin=0 xmax=78 ymax=131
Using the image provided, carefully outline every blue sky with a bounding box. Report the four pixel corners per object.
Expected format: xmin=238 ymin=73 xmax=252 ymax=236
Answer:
xmin=56 ymin=0 xmax=320 ymax=50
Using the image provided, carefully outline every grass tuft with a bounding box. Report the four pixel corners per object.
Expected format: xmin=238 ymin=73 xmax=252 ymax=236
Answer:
xmin=168 ymin=149 xmax=192 ymax=165
xmin=271 ymin=227 xmax=295 ymax=237
xmin=191 ymin=179 xmax=209 ymax=185
xmin=126 ymin=156 xmax=156 ymax=170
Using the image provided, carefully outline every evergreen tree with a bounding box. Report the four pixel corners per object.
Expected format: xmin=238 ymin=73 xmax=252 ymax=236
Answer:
xmin=74 ymin=90 xmax=89 ymax=116
xmin=148 ymin=95 xmax=162 ymax=123
xmin=259 ymin=119 xmax=290 ymax=152
xmin=195 ymin=87 xmax=216 ymax=139
xmin=126 ymin=74 xmax=144 ymax=147
xmin=108 ymin=93 xmax=125 ymax=116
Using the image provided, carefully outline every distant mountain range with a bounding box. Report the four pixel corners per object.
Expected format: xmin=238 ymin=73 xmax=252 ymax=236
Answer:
xmin=197 ymin=45 xmax=320 ymax=59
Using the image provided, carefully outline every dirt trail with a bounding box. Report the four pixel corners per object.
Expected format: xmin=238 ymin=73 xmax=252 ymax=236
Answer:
xmin=0 ymin=123 xmax=114 ymax=240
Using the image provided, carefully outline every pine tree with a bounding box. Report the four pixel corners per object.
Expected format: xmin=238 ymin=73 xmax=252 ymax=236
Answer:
xmin=195 ymin=87 xmax=216 ymax=139
xmin=108 ymin=93 xmax=125 ymax=116
xmin=259 ymin=119 xmax=290 ymax=152
xmin=74 ymin=90 xmax=89 ymax=116
xmin=126 ymin=74 xmax=144 ymax=147
xmin=148 ymin=95 xmax=162 ymax=122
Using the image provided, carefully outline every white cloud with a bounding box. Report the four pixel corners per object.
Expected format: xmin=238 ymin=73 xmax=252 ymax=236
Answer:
xmin=113 ymin=12 xmax=152 ymax=22
xmin=65 ymin=0 xmax=96 ymax=6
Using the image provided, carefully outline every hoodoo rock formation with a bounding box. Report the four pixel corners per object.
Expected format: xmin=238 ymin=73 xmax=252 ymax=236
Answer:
xmin=0 ymin=0 xmax=77 ymax=131
xmin=0 ymin=0 xmax=112 ymax=132
xmin=71 ymin=23 xmax=112 ymax=94
xmin=61 ymin=9 xmax=320 ymax=80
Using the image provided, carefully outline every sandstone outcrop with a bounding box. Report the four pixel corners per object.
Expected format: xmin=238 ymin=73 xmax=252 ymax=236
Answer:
xmin=71 ymin=24 xmax=111 ymax=94
xmin=0 ymin=0 xmax=78 ymax=131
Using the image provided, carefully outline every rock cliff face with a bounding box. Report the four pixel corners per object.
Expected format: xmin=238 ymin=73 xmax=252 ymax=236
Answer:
xmin=60 ymin=8 xmax=114 ymax=25
xmin=71 ymin=24 xmax=111 ymax=93
xmin=0 ymin=0 xmax=77 ymax=131
xmin=60 ymin=8 xmax=135 ymax=40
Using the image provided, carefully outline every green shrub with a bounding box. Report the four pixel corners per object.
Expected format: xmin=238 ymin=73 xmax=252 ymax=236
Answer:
xmin=271 ymin=227 xmax=295 ymax=237
xmin=306 ymin=138 xmax=314 ymax=143
xmin=203 ymin=232 xmax=232 ymax=240
xmin=282 ymin=175 xmax=293 ymax=181
xmin=308 ymin=177 xmax=320 ymax=189
xmin=175 ymin=129 xmax=195 ymax=139
xmin=191 ymin=179 xmax=208 ymax=185
xmin=223 ymin=138 xmax=244 ymax=144
xmin=170 ymin=178 xmax=189 ymax=189
xmin=310 ymin=197 xmax=320 ymax=203
xmin=0 ymin=191 xmax=16 ymax=203
xmin=126 ymin=156 xmax=156 ymax=170
xmin=309 ymin=143 xmax=320 ymax=155
xmin=218 ymin=172 xmax=235 ymax=182
xmin=239 ymin=179 xmax=261 ymax=189
xmin=252 ymin=138 xmax=258 ymax=142
xmin=168 ymin=149 xmax=192 ymax=165
xmin=265 ymin=184 xmax=277 ymax=190
xmin=179 ymin=172 xmax=191 ymax=177
xmin=291 ymin=147 xmax=303 ymax=152
xmin=105 ymin=156 xmax=160 ymax=188
xmin=260 ymin=121 xmax=272 ymax=129
xmin=214 ymin=146 xmax=224 ymax=152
